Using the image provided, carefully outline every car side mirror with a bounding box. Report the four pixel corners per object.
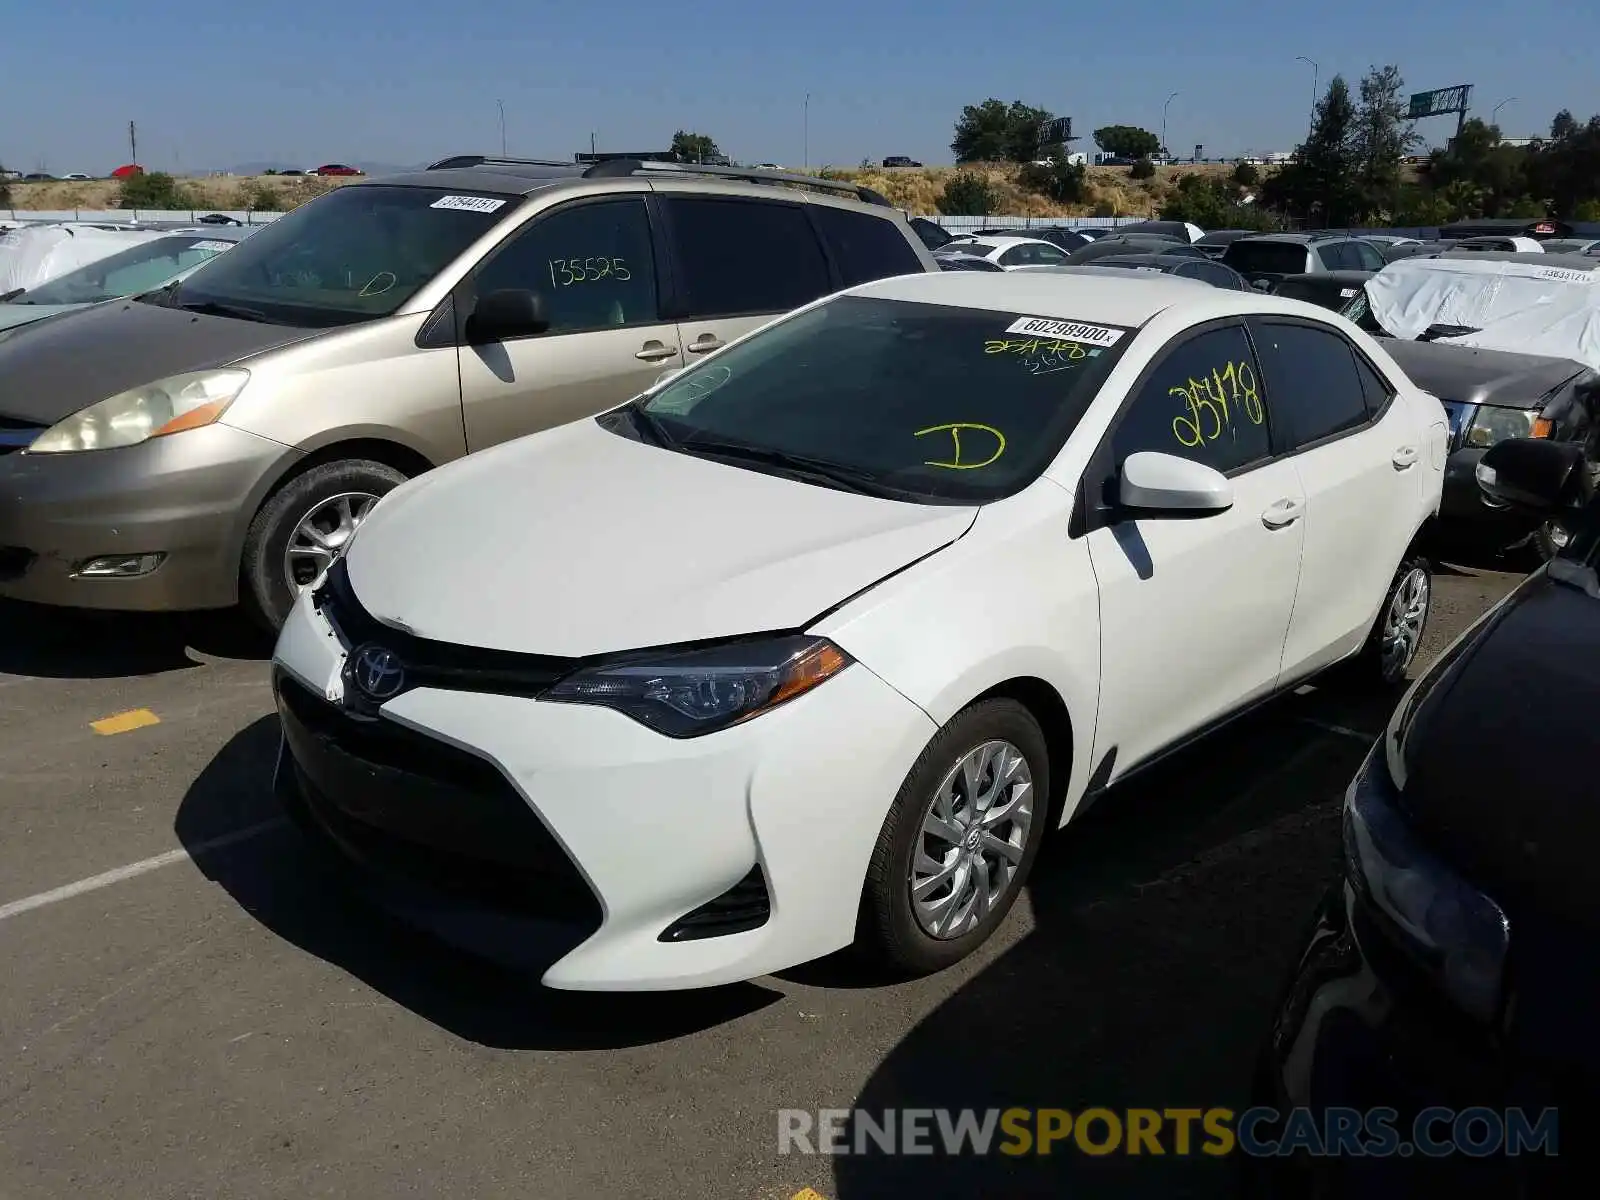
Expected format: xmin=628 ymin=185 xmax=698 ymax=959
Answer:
xmin=1477 ymin=438 xmax=1588 ymax=513
xmin=465 ymin=288 xmax=548 ymax=344
xmin=1117 ymin=451 xmax=1233 ymax=516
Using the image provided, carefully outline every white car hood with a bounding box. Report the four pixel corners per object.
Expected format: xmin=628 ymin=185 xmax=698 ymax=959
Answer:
xmin=343 ymin=418 xmax=978 ymax=656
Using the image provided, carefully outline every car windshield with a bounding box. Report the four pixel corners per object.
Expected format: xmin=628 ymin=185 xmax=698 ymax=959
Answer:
xmin=167 ymin=185 xmax=512 ymax=327
xmin=13 ymin=234 xmax=237 ymax=305
xmin=1223 ymin=241 xmax=1309 ymax=274
xmin=634 ymin=295 xmax=1132 ymax=503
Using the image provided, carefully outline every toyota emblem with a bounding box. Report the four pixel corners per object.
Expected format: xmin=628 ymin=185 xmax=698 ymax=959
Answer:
xmin=351 ymin=644 xmax=405 ymax=701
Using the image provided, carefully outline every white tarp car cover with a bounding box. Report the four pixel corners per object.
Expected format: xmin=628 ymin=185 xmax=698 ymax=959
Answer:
xmin=0 ymin=226 xmax=163 ymax=294
xmin=1365 ymin=255 xmax=1600 ymax=372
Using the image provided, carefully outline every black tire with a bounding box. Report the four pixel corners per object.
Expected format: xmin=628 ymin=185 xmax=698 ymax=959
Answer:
xmin=240 ymin=459 xmax=407 ymax=631
xmin=1514 ymin=516 xmax=1570 ymax=571
xmin=1355 ymin=553 xmax=1432 ymax=688
xmin=856 ymin=698 xmax=1051 ymax=976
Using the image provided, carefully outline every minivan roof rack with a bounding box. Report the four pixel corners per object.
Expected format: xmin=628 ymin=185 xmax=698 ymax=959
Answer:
xmin=581 ymin=158 xmax=892 ymax=207
xmin=425 ymin=154 xmax=578 ymax=171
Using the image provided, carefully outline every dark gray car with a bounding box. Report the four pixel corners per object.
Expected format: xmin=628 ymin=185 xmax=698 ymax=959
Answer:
xmin=1222 ymin=233 xmax=1388 ymax=289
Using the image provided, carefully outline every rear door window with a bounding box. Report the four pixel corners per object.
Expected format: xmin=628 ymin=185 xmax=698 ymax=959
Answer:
xmin=1223 ymin=241 xmax=1310 ymax=275
xmin=1249 ymin=320 xmax=1370 ymax=449
xmin=1350 ymin=241 xmax=1386 ymax=271
xmin=663 ymin=197 xmax=832 ymax=319
xmin=812 ymin=205 xmax=924 ymax=286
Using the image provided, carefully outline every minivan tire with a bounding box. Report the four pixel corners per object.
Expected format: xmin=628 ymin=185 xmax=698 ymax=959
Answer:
xmin=240 ymin=459 xmax=408 ymax=631
xmin=856 ymin=698 xmax=1050 ymax=977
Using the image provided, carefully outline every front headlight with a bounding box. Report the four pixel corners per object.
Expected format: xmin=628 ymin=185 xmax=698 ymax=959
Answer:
xmin=543 ymin=636 xmax=852 ymax=737
xmin=28 ymin=369 xmax=250 ymax=454
xmin=1343 ymin=748 xmax=1510 ymax=1022
xmin=1464 ymin=405 xmax=1551 ymax=449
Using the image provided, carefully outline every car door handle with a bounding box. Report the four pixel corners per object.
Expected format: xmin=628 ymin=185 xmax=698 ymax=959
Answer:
xmin=1261 ymin=498 xmax=1305 ymax=529
xmin=686 ymin=335 xmax=725 ymax=354
xmin=634 ymin=341 xmax=677 ymax=362
xmin=1392 ymin=445 xmax=1419 ymax=469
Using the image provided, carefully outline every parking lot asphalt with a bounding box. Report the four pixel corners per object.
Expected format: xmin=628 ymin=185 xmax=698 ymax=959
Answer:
xmin=0 ymin=561 xmax=1522 ymax=1200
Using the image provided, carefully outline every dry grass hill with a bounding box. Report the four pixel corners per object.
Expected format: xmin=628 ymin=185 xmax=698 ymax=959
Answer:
xmin=4 ymin=161 xmax=1239 ymax=218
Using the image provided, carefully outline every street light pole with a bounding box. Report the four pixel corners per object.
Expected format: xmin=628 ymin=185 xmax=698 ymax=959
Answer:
xmin=1295 ymin=56 xmax=1319 ymax=135
xmin=803 ymin=92 xmax=810 ymax=171
xmin=1162 ymin=92 xmax=1179 ymax=158
xmin=497 ymin=100 xmax=506 ymax=156
xmin=1491 ymin=97 xmax=1517 ymax=130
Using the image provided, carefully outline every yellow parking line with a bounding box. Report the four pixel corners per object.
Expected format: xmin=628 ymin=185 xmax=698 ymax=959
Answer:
xmin=90 ymin=708 xmax=161 ymax=736
xmin=790 ymin=1191 xmax=829 ymax=1200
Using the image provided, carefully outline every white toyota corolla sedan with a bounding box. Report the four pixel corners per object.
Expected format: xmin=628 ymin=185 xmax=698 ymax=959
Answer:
xmin=272 ymin=271 xmax=1447 ymax=991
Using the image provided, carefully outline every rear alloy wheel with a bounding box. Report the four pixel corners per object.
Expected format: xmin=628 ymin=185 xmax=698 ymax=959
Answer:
xmin=858 ymin=699 xmax=1050 ymax=976
xmin=1360 ymin=555 xmax=1431 ymax=686
xmin=240 ymin=459 xmax=407 ymax=630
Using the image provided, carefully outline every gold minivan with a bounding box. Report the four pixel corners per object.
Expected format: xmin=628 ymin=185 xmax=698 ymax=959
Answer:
xmin=0 ymin=157 xmax=935 ymax=625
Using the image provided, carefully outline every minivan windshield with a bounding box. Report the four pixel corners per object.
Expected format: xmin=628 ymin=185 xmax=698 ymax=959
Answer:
xmin=13 ymin=234 xmax=238 ymax=305
xmin=167 ymin=185 xmax=513 ymax=327
xmin=633 ymin=295 xmax=1132 ymax=503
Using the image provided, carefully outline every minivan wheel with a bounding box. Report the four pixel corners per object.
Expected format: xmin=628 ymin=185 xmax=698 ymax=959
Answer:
xmin=240 ymin=459 xmax=407 ymax=630
xmin=857 ymin=698 xmax=1050 ymax=976
xmin=1358 ymin=555 xmax=1432 ymax=687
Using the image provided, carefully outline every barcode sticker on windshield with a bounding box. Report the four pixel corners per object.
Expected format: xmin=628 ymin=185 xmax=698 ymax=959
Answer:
xmin=1339 ymin=287 xmax=1358 ymax=298
xmin=1004 ymin=317 xmax=1125 ymax=346
xmin=430 ymin=195 xmax=507 ymax=213
xmin=190 ymin=240 xmax=235 ymax=253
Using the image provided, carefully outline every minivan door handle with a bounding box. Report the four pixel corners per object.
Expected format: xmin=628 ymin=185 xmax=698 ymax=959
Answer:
xmin=1392 ymin=445 xmax=1419 ymax=470
xmin=1261 ymin=497 xmax=1305 ymax=529
xmin=635 ymin=341 xmax=677 ymax=362
xmin=686 ymin=334 xmax=725 ymax=354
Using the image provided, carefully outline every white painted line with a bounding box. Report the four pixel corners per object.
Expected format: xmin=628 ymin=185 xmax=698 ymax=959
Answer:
xmin=1299 ymin=718 xmax=1377 ymax=744
xmin=0 ymin=817 xmax=286 ymax=923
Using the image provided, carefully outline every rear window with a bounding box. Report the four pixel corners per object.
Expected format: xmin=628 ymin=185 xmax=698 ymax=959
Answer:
xmin=1223 ymin=241 xmax=1310 ymax=274
xmin=812 ymin=206 xmax=924 ymax=287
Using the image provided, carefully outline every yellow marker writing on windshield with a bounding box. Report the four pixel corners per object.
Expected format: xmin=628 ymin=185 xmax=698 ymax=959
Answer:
xmin=915 ymin=422 xmax=1007 ymax=469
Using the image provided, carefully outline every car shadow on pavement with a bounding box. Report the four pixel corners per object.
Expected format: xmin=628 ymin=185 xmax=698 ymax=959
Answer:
xmin=175 ymin=716 xmax=781 ymax=1051
xmin=0 ymin=599 xmax=272 ymax=678
xmin=828 ymin=684 xmax=1400 ymax=1200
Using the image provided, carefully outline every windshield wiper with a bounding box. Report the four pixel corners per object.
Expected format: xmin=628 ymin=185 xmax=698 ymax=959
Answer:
xmin=627 ymin=399 xmax=678 ymax=448
xmin=677 ymin=436 xmax=919 ymax=500
xmin=178 ymin=298 xmax=273 ymax=323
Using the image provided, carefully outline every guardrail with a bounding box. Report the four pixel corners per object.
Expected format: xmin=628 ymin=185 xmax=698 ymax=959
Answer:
xmin=0 ymin=209 xmax=285 ymax=225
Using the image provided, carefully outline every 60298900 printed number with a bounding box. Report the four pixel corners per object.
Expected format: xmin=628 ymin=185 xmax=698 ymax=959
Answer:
xmin=1172 ymin=361 xmax=1263 ymax=449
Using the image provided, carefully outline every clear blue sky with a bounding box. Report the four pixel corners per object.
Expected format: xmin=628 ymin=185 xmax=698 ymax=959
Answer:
xmin=4 ymin=0 xmax=1596 ymax=174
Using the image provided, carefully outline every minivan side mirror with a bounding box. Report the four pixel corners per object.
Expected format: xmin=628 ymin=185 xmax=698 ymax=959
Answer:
xmin=1477 ymin=438 xmax=1588 ymax=513
xmin=1117 ymin=451 xmax=1234 ymax=516
xmin=465 ymin=288 xmax=548 ymax=344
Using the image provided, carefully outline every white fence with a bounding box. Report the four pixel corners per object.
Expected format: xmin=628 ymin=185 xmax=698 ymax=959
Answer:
xmin=929 ymin=216 xmax=1156 ymax=232
xmin=0 ymin=209 xmax=285 ymax=225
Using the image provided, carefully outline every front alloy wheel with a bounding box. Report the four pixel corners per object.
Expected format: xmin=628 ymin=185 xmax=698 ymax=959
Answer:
xmin=858 ymin=698 xmax=1050 ymax=976
xmin=910 ymin=740 xmax=1035 ymax=939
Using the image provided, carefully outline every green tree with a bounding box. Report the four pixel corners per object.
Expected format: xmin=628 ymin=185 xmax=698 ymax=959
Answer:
xmin=670 ymin=131 xmax=721 ymax=163
xmin=936 ymin=171 xmax=998 ymax=216
xmin=1260 ymin=75 xmax=1359 ymax=226
xmin=1019 ymin=150 xmax=1088 ymax=204
xmin=1093 ymin=125 xmax=1161 ymax=159
xmin=1230 ymin=160 xmax=1261 ymax=188
xmin=1427 ymin=119 xmax=1532 ymax=217
xmin=951 ymin=99 xmax=1054 ymax=163
xmin=1526 ymin=111 xmax=1600 ymax=216
xmin=1129 ymin=158 xmax=1156 ymax=180
xmin=0 ymin=168 xmax=10 ymax=209
xmin=1351 ymin=65 xmax=1420 ymax=221
xmin=117 ymin=171 xmax=197 ymax=210
xmin=1574 ymin=199 xmax=1600 ymax=222
xmin=1393 ymin=184 xmax=1452 ymax=225
xmin=1161 ymin=174 xmax=1278 ymax=231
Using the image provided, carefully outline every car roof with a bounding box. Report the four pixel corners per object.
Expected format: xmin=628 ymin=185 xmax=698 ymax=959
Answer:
xmin=1434 ymin=250 xmax=1600 ymax=270
xmin=1195 ymin=229 xmax=1255 ymax=244
xmin=854 ymin=267 xmax=1272 ymax=322
xmin=359 ymin=165 xmax=587 ymax=197
xmin=950 ymin=236 xmax=1056 ymax=249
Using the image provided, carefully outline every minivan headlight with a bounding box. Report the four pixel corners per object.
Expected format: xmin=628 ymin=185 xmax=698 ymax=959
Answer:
xmin=544 ymin=636 xmax=852 ymax=737
xmin=28 ymin=369 xmax=250 ymax=453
